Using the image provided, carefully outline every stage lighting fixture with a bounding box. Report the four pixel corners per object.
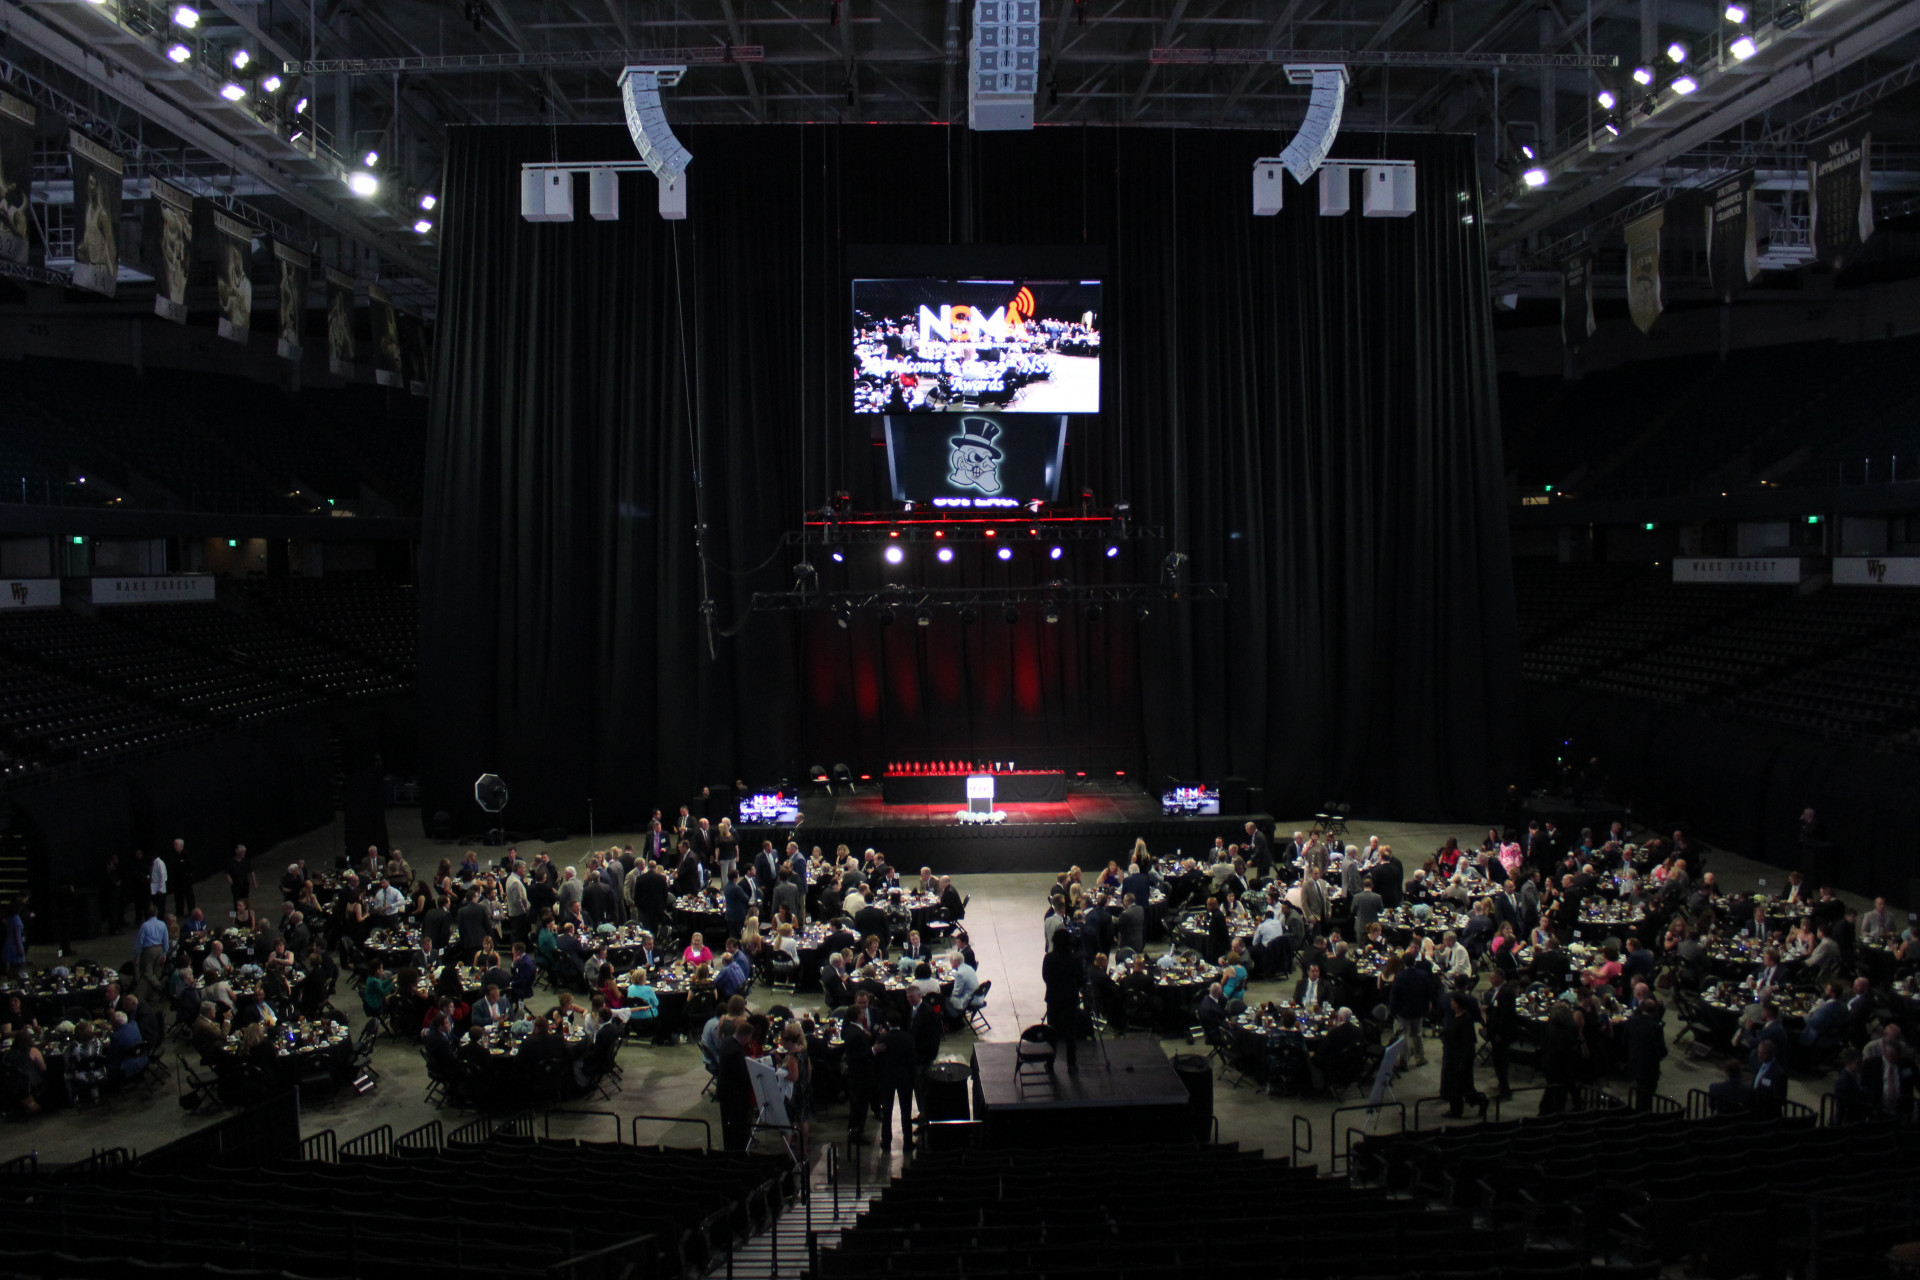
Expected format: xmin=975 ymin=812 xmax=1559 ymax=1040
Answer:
xmin=1603 ymin=120 xmax=1621 ymax=136
xmin=1104 ymin=543 xmax=1120 ymax=559
xmin=959 ymin=605 xmax=978 ymax=625
xmin=1632 ymin=66 xmax=1653 ymax=85
xmin=219 ymin=82 xmax=247 ymax=101
xmin=1730 ymin=35 xmax=1756 ymax=59
xmin=1085 ymin=603 xmax=1104 ymax=621
xmin=1724 ymin=0 xmax=1747 ymax=18
xmin=171 ymin=4 xmax=199 ymax=27
xmin=261 ymin=74 xmax=282 ymax=93
xmin=996 ymin=547 xmax=1013 ymax=562
xmin=232 ymin=48 xmax=251 ymax=69
xmin=833 ymin=604 xmax=852 ymax=629
xmin=1002 ymin=603 xmax=1020 ymax=623
xmin=1596 ymin=90 xmax=1616 ymax=110
xmin=348 ymin=171 xmax=379 ymax=196
xmin=829 ymin=546 xmax=846 ymax=564
xmin=294 ymin=97 xmax=309 ymax=113
xmin=1134 ymin=602 xmax=1151 ymax=620
xmin=1044 ymin=603 xmax=1060 ymax=625
xmin=413 ymin=218 xmax=434 ymax=234
xmin=793 ymin=561 xmax=817 ymax=590
xmin=1279 ymin=63 xmax=1349 ymax=182
xmin=935 ymin=546 xmax=955 ymax=564
xmin=1522 ymin=167 xmax=1548 ymax=188
xmin=1671 ymin=75 xmax=1698 ymax=94
xmin=915 ymin=607 xmax=932 ymax=627
xmin=166 ymin=43 xmax=192 ymax=63
xmin=883 ymin=545 xmax=905 ymax=565
xmin=1048 ymin=545 xmax=1063 ymax=561
xmin=419 ymin=193 xmax=437 ymax=210
xmin=1519 ymin=144 xmax=1536 ymax=160
xmin=363 ymin=149 xmax=380 ymax=167
xmin=1666 ymin=41 xmax=1688 ymax=63
xmin=880 ymin=606 xmax=896 ymax=627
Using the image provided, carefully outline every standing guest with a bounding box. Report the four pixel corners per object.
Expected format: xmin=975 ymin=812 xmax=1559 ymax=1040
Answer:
xmin=1485 ymin=966 xmax=1518 ymax=1101
xmin=1 ymin=898 xmax=26 ymax=975
xmin=875 ymin=1018 xmax=919 ymax=1154
xmin=6 ymin=1031 xmax=48 ymax=1113
xmin=225 ymin=846 xmax=255 ymax=908
xmin=779 ymin=1019 xmax=812 ymax=1155
xmin=149 ymin=847 xmax=170 ymax=918
xmin=168 ymin=837 xmax=195 ymax=916
xmin=1440 ymin=992 xmax=1486 ymax=1118
xmin=1624 ymin=998 xmax=1667 ymax=1109
xmin=716 ymin=1019 xmax=756 ymax=1152
xmin=1041 ymin=930 xmax=1082 ymax=1074
xmin=1751 ymin=1040 xmax=1788 ymax=1115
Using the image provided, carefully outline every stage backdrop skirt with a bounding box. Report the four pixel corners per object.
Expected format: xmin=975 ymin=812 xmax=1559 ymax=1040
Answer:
xmin=882 ymin=771 xmax=1067 ymax=805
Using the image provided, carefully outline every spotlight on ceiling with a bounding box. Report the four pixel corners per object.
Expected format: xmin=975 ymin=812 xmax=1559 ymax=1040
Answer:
xmin=1724 ymin=2 xmax=1747 ymax=20
xmin=261 ymin=74 xmax=282 ymax=93
xmin=1044 ymin=603 xmax=1060 ymax=625
xmin=347 ymin=171 xmax=379 ymax=196
xmin=833 ymin=604 xmax=851 ymax=630
xmin=1519 ymin=143 xmax=1535 ymax=160
xmin=1730 ymin=35 xmax=1757 ymax=59
xmin=829 ymin=546 xmax=845 ymax=564
xmin=294 ymin=97 xmax=309 ymax=113
xmin=996 ymin=547 xmax=1012 ymax=562
xmin=1104 ymin=543 xmax=1120 ymax=559
xmin=1603 ymin=120 xmax=1621 ymax=136
xmin=231 ymin=48 xmax=251 ymax=69
xmin=935 ymin=546 xmax=954 ymax=564
xmin=219 ymin=82 xmax=247 ymax=102
xmin=1048 ymin=545 xmax=1063 ymax=561
xmin=413 ymin=218 xmax=434 ymax=234
xmin=171 ymin=4 xmax=199 ymax=27
xmin=166 ymin=42 xmax=192 ymax=63
xmin=914 ymin=606 xmax=932 ymax=628
xmin=958 ymin=604 xmax=978 ymax=625
xmin=1632 ymin=65 xmax=1653 ymax=85
xmin=1666 ymin=41 xmax=1688 ymax=63
xmin=883 ymin=545 xmax=905 ymax=565
xmin=363 ymin=150 xmax=380 ymax=167
xmin=1596 ymin=89 xmax=1616 ymax=110
xmin=1671 ymin=74 xmax=1698 ymax=94
xmin=1522 ymin=167 xmax=1549 ymax=188
xmin=419 ymin=193 xmax=437 ymax=210
xmin=1002 ymin=603 xmax=1020 ymax=624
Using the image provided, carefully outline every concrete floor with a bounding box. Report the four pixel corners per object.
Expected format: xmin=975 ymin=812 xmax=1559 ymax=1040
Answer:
xmin=2 ymin=809 xmax=1868 ymax=1173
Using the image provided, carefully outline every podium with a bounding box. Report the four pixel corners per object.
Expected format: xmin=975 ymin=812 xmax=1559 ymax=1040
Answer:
xmin=966 ymin=774 xmax=995 ymax=815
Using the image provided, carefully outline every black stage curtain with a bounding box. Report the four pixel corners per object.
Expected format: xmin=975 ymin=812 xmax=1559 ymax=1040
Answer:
xmin=420 ymin=124 xmax=1521 ymax=832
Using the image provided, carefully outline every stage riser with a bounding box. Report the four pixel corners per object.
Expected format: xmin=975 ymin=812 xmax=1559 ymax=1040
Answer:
xmin=760 ymin=819 xmax=1266 ymax=874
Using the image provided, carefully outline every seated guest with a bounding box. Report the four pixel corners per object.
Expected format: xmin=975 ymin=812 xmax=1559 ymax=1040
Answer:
xmin=105 ymin=1010 xmax=149 ymax=1080
xmin=683 ymin=932 xmax=715 ymax=967
xmin=473 ymin=984 xmax=512 ymax=1027
xmin=820 ymin=954 xmax=852 ymax=1010
xmin=202 ymin=940 xmax=234 ymax=979
xmin=1196 ymin=982 xmax=1228 ymax=1037
xmin=1801 ymin=982 xmax=1851 ymax=1054
xmin=944 ymin=953 xmax=979 ymax=1027
xmin=624 ymin=969 xmax=660 ymax=1036
xmin=423 ymin=1011 xmax=459 ymax=1075
xmin=361 ymin=963 xmax=396 ymax=1020
xmin=1583 ymin=946 xmax=1624 ymax=991
xmin=911 ymin=961 xmax=941 ymax=997
xmin=192 ymin=1001 xmax=229 ymax=1059
xmin=1294 ymin=964 xmax=1326 ymax=1010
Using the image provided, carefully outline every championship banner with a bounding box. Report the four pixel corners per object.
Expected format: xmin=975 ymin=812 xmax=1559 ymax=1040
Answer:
xmin=210 ymin=209 xmax=256 ymax=344
xmin=1808 ymin=120 xmax=1873 ymax=269
xmin=0 ymin=92 xmax=35 ymax=267
xmin=401 ymin=313 xmax=430 ymax=396
xmin=271 ymin=238 xmax=309 ymax=360
xmin=1624 ymin=205 xmax=1665 ymax=336
xmin=1704 ymin=170 xmax=1758 ymax=303
xmin=325 ymin=266 xmax=358 ymax=377
xmin=67 ymin=128 xmax=124 ymax=297
xmin=149 ymin=177 xmax=193 ymax=324
xmin=1560 ymin=253 xmax=1595 ymax=352
xmin=368 ymin=283 xmax=402 ymax=387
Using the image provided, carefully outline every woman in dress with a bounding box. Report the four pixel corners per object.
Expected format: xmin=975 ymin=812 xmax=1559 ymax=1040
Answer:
xmin=779 ymin=1018 xmax=812 ymax=1155
xmin=714 ymin=818 xmax=740 ymax=881
xmin=231 ymin=898 xmax=257 ymax=930
xmin=774 ymin=922 xmax=800 ymax=959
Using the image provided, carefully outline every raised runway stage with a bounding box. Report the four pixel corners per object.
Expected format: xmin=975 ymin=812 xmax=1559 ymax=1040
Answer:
xmin=969 ymin=1039 xmax=1200 ymax=1148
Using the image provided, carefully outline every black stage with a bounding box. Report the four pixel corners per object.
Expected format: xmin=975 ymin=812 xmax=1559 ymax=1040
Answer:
xmin=880 ymin=769 xmax=1068 ymax=805
xmin=970 ymin=1039 xmax=1196 ymax=1148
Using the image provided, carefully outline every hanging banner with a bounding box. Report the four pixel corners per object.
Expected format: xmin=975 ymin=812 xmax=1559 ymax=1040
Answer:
xmin=401 ymin=313 xmax=430 ymax=397
xmin=325 ymin=266 xmax=358 ymax=377
xmin=1624 ymin=205 xmax=1665 ymax=336
xmin=1704 ymin=170 xmax=1758 ymax=302
xmin=1808 ymin=120 xmax=1874 ymax=269
xmin=67 ymin=129 xmax=124 ymax=297
xmin=1671 ymin=557 xmax=1806 ymax=584
xmin=1560 ymin=253 xmax=1595 ymax=352
xmin=271 ymin=238 xmax=309 ymax=361
xmin=210 ymin=209 xmax=256 ymax=344
xmin=1 ymin=580 xmax=59 ymax=610
xmin=369 ymin=283 xmax=403 ymax=387
xmin=0 ymin=92 xmax=35 ymax=267
xmin=91 ymin=575 xmax=216 ymax=605
xmin=149 ymin=177 xmax=193 ymax=324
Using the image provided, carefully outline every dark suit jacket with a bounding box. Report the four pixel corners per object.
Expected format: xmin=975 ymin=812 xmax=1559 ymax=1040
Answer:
xmin=907 ymin=1001 xmax=942 ymax=1066
xmin=1624 ymin=1011 xmax=1667 ymax=1080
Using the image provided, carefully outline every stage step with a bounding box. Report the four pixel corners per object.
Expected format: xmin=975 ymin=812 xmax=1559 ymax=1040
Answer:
xmin=718 ymin=1146 xmax=883 ymax=1279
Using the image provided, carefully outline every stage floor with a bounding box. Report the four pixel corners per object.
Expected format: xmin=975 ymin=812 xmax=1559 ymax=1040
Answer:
xmin=970 ymin=1038 xmax=1197 ymax=1146
xmin=802 ymin=778 xmax=1257 ymax=828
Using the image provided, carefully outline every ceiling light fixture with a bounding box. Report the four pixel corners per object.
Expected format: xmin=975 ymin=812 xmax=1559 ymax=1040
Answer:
xmin=294 ymin=97 xmax=309 ymax=113
xmin=362 ymin=149 xmax=379 ymax=167
xmin=1724 ymin=2 xmax=1747 ymax=21
xmin=1522 ymin=166 xmax=1549 ymax=187
xmin=1596 ymin=89 xmax=1617 ymax=109
xmin=171 ymin=4 xmax=199 ymax=27
xmin=1730 ymin=35 xmax=1757 ymax=59
xmin=1632 ymin=65 xmax=1653 ymax=85
xmin=166 ymin=42 xmax=192 ymax=63
xmin=232 ymin=48 xmax=251 ymax=69
xmin=219 ymin=82 xmax=246 ymax=101
xmin=419 ymin=193 xmax=437 ymax=210
xmin=261 ymin=74 xmax=283 ymax=93
xmin=883 ymin=545 xmax=904 ymax=565
xmin=347 ymin=170 xmax=379 ymax=196
xmin=1666 ymin=41 xmax=1688 ymax=63
xmin=413 ymin=218 xmax=433 ymax=233
xmin=1671 ymin=74 xmax=1698 ymax=94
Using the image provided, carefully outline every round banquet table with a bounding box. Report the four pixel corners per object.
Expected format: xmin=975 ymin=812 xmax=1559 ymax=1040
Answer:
xmin=1 ymin=965 xmax=123 ymax=1023
xmin=1574 ymin=901 xmax=1648 ymax=942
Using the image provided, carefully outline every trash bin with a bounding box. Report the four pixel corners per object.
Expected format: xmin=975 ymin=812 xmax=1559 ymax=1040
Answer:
xmin=921 ymin=1060 xmax=971 ymax=1122
xmin=1171 ymin=1053 xmax=1214 ymax=1144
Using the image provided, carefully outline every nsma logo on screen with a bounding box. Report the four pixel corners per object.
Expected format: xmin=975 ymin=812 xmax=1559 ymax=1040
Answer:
xmin=913 ymin=286 xmax=1035 ymax=348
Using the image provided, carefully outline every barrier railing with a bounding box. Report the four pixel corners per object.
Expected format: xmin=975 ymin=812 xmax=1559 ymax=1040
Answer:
xmin=0 ymin=1151 xmax=39 ymax=1177
xmin=339 ymin=1124 xmax=393 ymax=1159
xmin=1624 ymin=1086 xmax=1683 ymax=1114
xmin=1686 ymin=1087 xmax=1817 ymax=1122
xmin=395 ymin=1120 xmax=444 ymax=1154
xmin=544 ymin=1232 xmax=659 ymax=1280
xmin=630 ymin=1112 xmax=713 ymax=1151
xmin=543 ymin=1109 xmax=622 ymax=1144
xmin=1572 ymin=1083 xmax=1625 ymax=1110
xmin=1291 ymin=1113 xmax=1312 ymax=1169
xmin=300 ymin=1129 xmax=337 ymax=1163
xmin=1491 ymin=1085 xmax=1547 ymax=1121
xmin=1333 ymin=1100 xmax=1404 ymax=1177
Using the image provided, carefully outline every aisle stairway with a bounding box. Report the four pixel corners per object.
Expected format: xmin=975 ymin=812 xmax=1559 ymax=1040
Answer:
xmin=722 ymin=1142 xmax=883 ymax=1279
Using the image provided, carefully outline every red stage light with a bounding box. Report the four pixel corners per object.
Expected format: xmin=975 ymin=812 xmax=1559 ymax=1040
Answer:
xmin=933 ymin=530 xmax=945 ymax=538
xmin=983 ymin=529 xmax=996 ymax=537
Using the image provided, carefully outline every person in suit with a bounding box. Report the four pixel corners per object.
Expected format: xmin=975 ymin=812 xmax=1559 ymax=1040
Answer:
xmin=1373 ymin=849 xmax=1404 ymax=909
xmin=1484 ymin=966 xmax=1518 ymax=1100
xmin=1121 ymin=864 xmax=1154 ymax=914
xmin=715 ymin=1019 xmax=756 ymax=1152
xmin=1294 ymin=963 xmax=1327 ymax=1010
xmin=1863 ymin=1026 xmax=1916 ymax=1119
xmin=842 ymin=991 xmax=882 ymax=1144
xmin=1831 ymin=1049 xmax=1871 ymax=1123
xmin=1244 ymin=823 xmax=1274 ymax=883
xmin=753 ymin=843 xmax=780 ymax=900
xmin=1115 ymin=893 xmax=1147 ymax=956
xmin=1440 ymin=992 xmax=1486 ymax=1118
xmin=1707 ymin=1060 xmax=1752 ymax=1113
xmin=853 ymin=901 xmax=892 ymax=955
xmin=473 ymin=984 xmax=512 ymax=1027
xmin=1751 ymin=1040 xmax=1788 ymax=1114
xmin=1624 ymin=998 xmax=1668 ymax=1109
xmin=1041 ymin=929 xmax=1083 ymax=1073
xmin=874 ymin=1021 xmax=919 ymax=1153
xmin=772 ymin=868 xmax=807 ymax=926
xmin=1801 ymin=983 xmax=1851 ymax=1054
xmin=1387 ymin=953 xmax=1433 ymax=1067
xmin=632 ymin=862 xmax=672 ymax=934
xmin=1350 ymin=879 xmax=1384 ymax=931
xmin=905 ymin=984 xmax=941 ymax=1074
xmin=939 ymin=877 xmax=965 ymax=921
xmin=1746 ymin=1002 xmax=1790 ymax=1067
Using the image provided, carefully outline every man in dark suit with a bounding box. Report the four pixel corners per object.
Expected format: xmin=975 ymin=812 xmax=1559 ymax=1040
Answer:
xmin=1747 ymin=1002 xmax=1789 ymax=1067
xmin=1862 ymin=1026 xmax=1916 ymax=1119
xmin=1244 ymin=822 xmax=1274 ymax=883
xmin=1116 ymin=893 xmax=1146 ymax=955
xmin=1624 ymin=998 xmax=1668 ymax=1109
xmin=820 ymin=955 xmax=852 ymax=1011
xmin=1294 ymin=963 xmax=1327 ymax=1010
xmin=1532 ymin=937 xmax=1573 ymax=992
xmin=632 ymin=862 xmax=672 ymax=934
xmin=842 ymin=992 xmax=882 ymax=1144
xmin=1041 ymin=930 xmax=1083 ymax=1073
xmin=1751 ymin=1040 xmax=1788 ymax=1115
xmin=874 ymin=1022 xmax=919 ymax=1153
xmin=853 ymin=900 xmax=892 ymax=952
xmin=715 ymin=1019 xmax=755 ymax=1152
xmin=1707 ymin=1061 xmax=1751 ymax=1113
xmin=456 ymin=892 xmax=490 ymax=960
xmin=753 ymin=842 xmax=780 ymax=900
xmin=723 ymin=869 xmax=754 ymax=940
xmin=1372 ymin=850 xmax=1404 ymax=909
xmin=905 ymin=985 xmax=942 ymax=1076
xmin=1484 ymin=966 xmax=1519 ymax=1100
xmin=1121 ymin=865 xmax=1153 ymax=913
xmin=1832 ymin=1049 xmax=1872 ymax=1123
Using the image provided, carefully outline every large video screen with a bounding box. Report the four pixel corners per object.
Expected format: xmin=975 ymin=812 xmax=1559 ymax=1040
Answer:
xmin=853 ymin=277 xmax=1101 ymax=414
xmin=885 ymin=413 xmax=1066 ymax=505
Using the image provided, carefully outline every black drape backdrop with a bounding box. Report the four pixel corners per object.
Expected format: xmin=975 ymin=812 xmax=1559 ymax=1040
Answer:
xmin=421 ymin=123 xmax=1521 ymax=832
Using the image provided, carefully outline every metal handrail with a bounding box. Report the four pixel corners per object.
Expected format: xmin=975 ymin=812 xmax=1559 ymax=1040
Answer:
xmin=1491 ymin=1085 xmax=1548 ymax=1121
xmin=544 ymin=1232 xmax=658 ymax=1280
xmin=1625 ymin=1086 xmax=1683 ymax=1114
xmin=1333 ymin=1099 xmax=1405 ymax=1177
xmin=338 ymin=1124 xmax=393 ymax=1158
xmin=543 ymin=1109 xmax=623 ymax=1144
xmin=395 ymin=1120 xmax=444 ymax=1154
xmin=300 ymin=1129 xmax=338 ymax=1163
xmin=631 ymin=1112 xmax=713 ymax=1151
xmin=1291 ymin=1113 xmax=1312 ymax=1168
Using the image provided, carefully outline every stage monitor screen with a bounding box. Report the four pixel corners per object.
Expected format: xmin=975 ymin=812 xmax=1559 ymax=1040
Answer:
xmin=886 ymin=413 xmax=1066 ymax=506
xmin=738 ymin=790 xmax=800 ymax=826
xmin=852 ymin=277 xmax=1101 ymax=415
xmin=1162 ymin=784 xmax=1221 ymax=817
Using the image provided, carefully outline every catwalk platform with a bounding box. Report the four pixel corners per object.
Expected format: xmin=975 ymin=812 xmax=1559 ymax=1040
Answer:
xmin=970 ymin=1038 xmax=1197 ymax=1147
xmin=784 ymin=779 xmax=1272 ymax=873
